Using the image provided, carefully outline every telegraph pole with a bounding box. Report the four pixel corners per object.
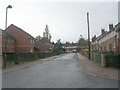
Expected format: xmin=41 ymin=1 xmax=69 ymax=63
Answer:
xmin=87 ymin=12 xmax=91 ymax=60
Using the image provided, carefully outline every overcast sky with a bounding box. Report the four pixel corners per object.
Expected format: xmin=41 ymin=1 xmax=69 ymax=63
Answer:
xmin=0 ymin=0 xmax=119 ymax=43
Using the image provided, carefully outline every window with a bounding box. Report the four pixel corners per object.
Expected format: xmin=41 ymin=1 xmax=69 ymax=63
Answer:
xmin=113 ymin=42 xmax=116 ymax=48
xmin=104 ymin=46 xmax=106 ymax=51
xmin=30 ymin=49 xmax=33 ymax=53
xmin=109 ymin=43 xmax=112 ymax=51
xmin=30 ymin=39 xmax=35 ymax=44
xmin=8 ymin=39 xmax=11 ymax=43
xmin=12 ymin=40 xmax=14 ymax=43
xmin=106 ymin=45 xmax=109 ymax=51
xmin=30 ymin=39 xmax=32 ymax=44
xmin=32 ymin=40 xmax=35 ymax=44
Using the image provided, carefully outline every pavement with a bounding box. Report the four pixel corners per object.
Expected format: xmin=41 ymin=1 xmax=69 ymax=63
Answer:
xmin=2 ymin=54 xmax=66 ymax=74
xmin=77 ymin=53 xmax=119 ymax=80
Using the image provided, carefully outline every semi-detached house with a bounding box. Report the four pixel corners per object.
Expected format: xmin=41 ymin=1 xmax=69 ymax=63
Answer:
xmin=2 ymin=29 xmax=16 ymax=54
xmin=6 ymin=24 xmax=36 ymax=54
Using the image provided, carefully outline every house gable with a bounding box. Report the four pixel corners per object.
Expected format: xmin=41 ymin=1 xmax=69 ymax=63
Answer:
xmin=6 ymin=24 xmax=35 ymax=53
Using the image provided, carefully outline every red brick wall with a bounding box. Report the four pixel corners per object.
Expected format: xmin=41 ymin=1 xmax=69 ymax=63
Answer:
xmin=91 ymin=43 xmax=98 ymax=52
xmin=99 ymin=36 xmax=117 ymax=52
xmin=118 ymin=38 xmax=120 ymax=52
xmin=0 ymin=31 xmax=2 ymax=68
xmin=6 ymin=25 xmax=35 ymax=53
xmin=7 ymin=39 xmax=15 ymax=53
xmin=2 ymin=37 xmax=15 ymax=53
xmin=2 ymin=37 xmax=5 ymax=53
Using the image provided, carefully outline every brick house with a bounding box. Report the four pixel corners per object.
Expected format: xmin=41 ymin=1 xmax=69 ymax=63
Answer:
xmin=62 ymin=42 xmax=78 ymax=53
xmin=0 ymin=29 xmax=2 ymax=55
xmin=37 ymin=38 xmax=54 ymax=52
xmin=91 ymin=23 xmax=119 ymax=64
xmin=35 ymin=41 xmax=48 ymax=52
xmin=115 ymin=22 xmax=120 ymax=52
xmin=1 ymin=29 xmax=16 ymax=68
xmin=0 ymin=29 xmax=2 ymax=68
xmin=6 ymin=24 xmax=36 ymax=53
xmin=91 ymin=35 xmax=99 ymax=61
xmin=2 ymin=30 xmax=16 ymax=54
xmin=91 ymin=35 xmax=99 ymax=52
xmin=98 ymin=25 xmax=117 ymax=52
xmin=91 ymin=24 xmax=118 ymax=53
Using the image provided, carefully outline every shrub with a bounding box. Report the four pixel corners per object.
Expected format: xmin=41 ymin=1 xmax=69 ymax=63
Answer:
xmin=104 ymin=52 xmax=120 ymax=68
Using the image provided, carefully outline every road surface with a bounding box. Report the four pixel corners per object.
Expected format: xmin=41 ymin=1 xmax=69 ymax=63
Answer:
xmin=3 ymin=53 xmax=118 ymax=88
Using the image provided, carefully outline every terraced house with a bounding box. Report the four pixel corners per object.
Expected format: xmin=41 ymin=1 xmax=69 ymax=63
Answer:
xmin=0 ymin=29 xmax=2 ymax=68
xmin=98 ymin=24 xmax=117 ymax=52
xmin=91 ymin=23 xmax=119 ymax=53
xmin=0 ymin=29 xmax=2 ymax=55
xmin=115 ymin=22 xmax=120 ymax=52
xmin=91 ymin=23 xmax=120 ymax=66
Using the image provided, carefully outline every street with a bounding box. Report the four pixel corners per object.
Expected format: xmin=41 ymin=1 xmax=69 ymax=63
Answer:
xmin=3 ymin=53 xmax=118 ymax=88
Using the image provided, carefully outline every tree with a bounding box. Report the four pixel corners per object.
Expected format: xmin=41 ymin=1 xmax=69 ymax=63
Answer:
xmin=77 ymin=36 xmax=88 ymax=52
xmin=53 ymin=39 xmax=65 ymax=55
xmin=36 ymin=35 xmax=42 ymax=41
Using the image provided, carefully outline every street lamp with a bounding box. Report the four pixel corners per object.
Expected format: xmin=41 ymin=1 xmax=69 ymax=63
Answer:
xmin=5 ymin=5 xmax=12 ymax=29
xmin=4 ymin=5 xmax=12 ymax=68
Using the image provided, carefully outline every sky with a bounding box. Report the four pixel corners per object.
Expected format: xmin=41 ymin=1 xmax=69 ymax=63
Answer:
xmin=0 ymin=0 xmax=119 ymax=43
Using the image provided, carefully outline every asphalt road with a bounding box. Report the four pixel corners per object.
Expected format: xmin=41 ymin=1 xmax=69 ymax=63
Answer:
xmin=2 ymin=53 xmax=118 ymax=88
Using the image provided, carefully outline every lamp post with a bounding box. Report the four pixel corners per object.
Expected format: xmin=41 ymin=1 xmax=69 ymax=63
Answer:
xmin=4 ymin=5 xmax=12 ymax=68
xmin=5 ymin=5 xmax=12 ymax=29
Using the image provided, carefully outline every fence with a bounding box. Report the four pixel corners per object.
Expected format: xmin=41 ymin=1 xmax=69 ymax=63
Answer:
xmin=2 ymin=52 xmax=55 ymax=68
xmin=3 ymin=53 xmax=16 ymax=67
xmin=18 ymin=53 xmax=36 ymax=64
xmin=91 ymin=51 xmax=101 ymax=64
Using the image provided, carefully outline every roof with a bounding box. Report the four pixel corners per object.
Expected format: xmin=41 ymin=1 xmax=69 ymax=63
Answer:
xmin=96 ymin=27 xmax=115 ymax=41
xmin=0 ymin=29 xmax=2 ymax=34
xmin=43 ymin=43 xmax=54 ymax=49
xmin=6 ymin=24 xmax=35 ymax=40
xmin=63 ymin=42 xmax=78 ymax=47
xmin=36 ymin=38 xmax=54 ymax=49
xmin=38 ymin=38 xmax=50 ymax=43
xmin=35 ymin=42 xmax=52 ymax=51
xmin=2 ymin=30 xmax=16 ymax=40
xmin=64 ymin=46 xmax=77 ymax=49
xmin=115 ymin=22 xmax=120 ymax=31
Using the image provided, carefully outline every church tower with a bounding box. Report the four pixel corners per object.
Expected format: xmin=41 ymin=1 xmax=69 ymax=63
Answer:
xmin=43 ymin=25 xmax=52 ymax=41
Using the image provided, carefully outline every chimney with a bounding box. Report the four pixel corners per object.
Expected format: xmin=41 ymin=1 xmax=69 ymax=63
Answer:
xmin=94 ymin=35 xmax=96 ymax=38
xmin=101 ymin=29 xmax=105 ymax=35
xmin=92 ymin=35 xmax=96 ymax=42
xmin=109 ymin=24 xmax=113 ymax=31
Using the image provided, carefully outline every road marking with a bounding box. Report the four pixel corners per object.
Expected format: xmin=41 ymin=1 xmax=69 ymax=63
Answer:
xmin=88 ymin=73 xmax=96 ymax=77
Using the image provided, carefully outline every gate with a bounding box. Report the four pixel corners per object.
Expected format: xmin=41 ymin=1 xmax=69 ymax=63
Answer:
xmin=96 ymin=51 xmax=101 ymax=64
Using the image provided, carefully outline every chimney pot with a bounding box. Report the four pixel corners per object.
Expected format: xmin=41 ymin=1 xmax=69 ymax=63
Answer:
xmin=109 ymin=24 xmax=113 ymax=31
xmin=101 ymin=29 xmax=105 ymax=35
